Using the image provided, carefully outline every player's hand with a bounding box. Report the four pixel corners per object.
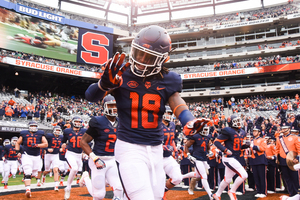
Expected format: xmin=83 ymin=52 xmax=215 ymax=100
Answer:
xmin=61 ymin=143 xmax=66 ymax=150
xmin=31 ymin=143 xmax=38 ymax=148
xmin=163 ymin=145 xmax=174 ymax=152
xmin=224 ymin=149 xmax=232 ymax=156
xmin=99 ymin=52 xmax=131 ymax=91
xmin=3 ymin=157 xmax=7 ymax=163
xmin=183 ymin=118 xmax=210 ymax=136
xmin=94 ymin=157 xmax=106 ymax=169
xmin=187 ymin=153 xmax=196 ymax=164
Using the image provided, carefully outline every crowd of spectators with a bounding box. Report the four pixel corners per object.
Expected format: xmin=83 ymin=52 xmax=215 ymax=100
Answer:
xmin=213 ymin=54 xmax=300 ymax=71
xmin=8 ymin=0 xmax=300 ymax=33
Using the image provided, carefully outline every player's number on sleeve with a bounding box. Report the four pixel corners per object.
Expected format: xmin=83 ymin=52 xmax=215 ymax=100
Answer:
xmin=130 ymin=92 xmax=161 ymax=129
xmin=105 ymin=134 xmax=117 ymax=152
xmin=27 ymin=137 xmax=37 ymax=147
xmin=70 ymin=136 xmax=82 ymax=148
xmin=233 ymin=138 xmax=241 ymax=151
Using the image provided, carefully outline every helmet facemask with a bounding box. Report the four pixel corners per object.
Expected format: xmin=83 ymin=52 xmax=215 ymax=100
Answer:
xmin=129 ymin=41 xmax=169 ymax=77
xmin=29 ymin=125 xmax=38 ymax=133
xmin=104 ymin=102 xmax=118 ymax=117
xmin=200 ymin=126 xmax=210 ymax=136
xmin=232 ymin=117 xmax=242 ymax=129
xmin=163 ymin=112 xmax=173 ymax=122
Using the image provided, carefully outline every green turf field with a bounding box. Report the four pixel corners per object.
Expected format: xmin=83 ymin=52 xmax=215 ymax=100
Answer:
xmin=0 ymin=22 xmax=77 ymax=62
xmin=3 ymin=173 xmax=70 ymax=186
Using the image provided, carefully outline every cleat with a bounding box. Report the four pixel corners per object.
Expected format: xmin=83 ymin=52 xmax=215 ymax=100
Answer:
xmin=76 ymin=179 xmax=80 ymax=184
xmin=59 ymin=181 xmax=64 ymax=186
xmin=25 ymin=189 xmax=31 ymax=198
xmin=4 ymin=185 xmax=8 ymax=189
xmin=1 ymin=180 xmax=4 ymax=184
xmin=37 ymin=182 xmax=41 ymax=187
xmin=280 ymin=195 xmax=289 ymax=200
xmin=64 ymin=187 xmax=70 ymax=200
xmin=228 ymin=190 xmax=237 ymax=200
xmin=54 ymin=186 xmax=59 ymax=191
xmin=79 ymin=171 xmax=89 ymax=187
xmin=267 ymin=190 xmax=275 ymax=194
xmin=8 ymin=173 xmax=12 ymax=178
xmin=188 ymin=188 xmax=194 ymax=195
xmin=42 ymin=177 xmax=46 ymax=184
xmin=212 ymin=193 xmax=221 ymax=200
xmin=236 ymin=192 xmax=243 ymax=195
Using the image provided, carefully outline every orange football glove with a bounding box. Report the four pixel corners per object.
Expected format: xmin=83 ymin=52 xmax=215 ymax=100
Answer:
xmin=99 ymin=52 xmax=131 ymax=90
xmin=183 ymin=118 xmax=210 ymax=136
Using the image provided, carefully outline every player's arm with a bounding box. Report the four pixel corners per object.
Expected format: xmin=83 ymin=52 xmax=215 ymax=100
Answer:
xmin=80 ymin=133 xmax=93 ymax=155
xmin=81 ymin=118 xmax=106 ymax=169
xmin=184 ymin=138 xmax=196 ymax=163
xmin=15 ymin=136 xmax=23 ymax=158
xmin=214 ymin=129 xmax=231 ymax=155
xmin=168 ymin=92 xmax=209 ymax=136
xmin=37 ymin=136 xmax=48 ymax=149
xmin=85 ymin=52 xmax=130 ymax=102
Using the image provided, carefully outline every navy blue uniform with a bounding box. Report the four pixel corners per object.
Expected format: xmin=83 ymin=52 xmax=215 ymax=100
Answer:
xmin=45 ymin=133 xmax=63 ymax=154
xmin=113 ymin=70 xmax=182 ymax=146
xmin=3 ymin=144 xmax=18 ymax=160
xmin=214 ymin=127 xmax=247 ymax=163
xmin=20 ymin=130 xmax=45 ymax=156
xmin=189 ymin=134 xmax=209 ymax=161
xmin=163 ymin=121 xmax=175 ymax=158
xmin=86 ymin=116 xmax=118 ymax=156
xmin=63 ymin=128 xmax=86 ymax=153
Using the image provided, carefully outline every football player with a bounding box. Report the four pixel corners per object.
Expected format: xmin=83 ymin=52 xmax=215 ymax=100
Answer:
xmin=213 ymin=115 xmax=249 ymax=200
xmin=62 ymin=116 xmax=86 ymax=200
xmin=80 ymin=94 xmax=123 ymax=200
xmin=0 ymin=138 xmax=4 ymax=182
xmin=85 ymin=25 xmax=209 ymax=200
xmin=162 ymin=106 xmax=196 ymax=199
xmin=2 ymin=137 xmax=18 ymax=189
xmin=15 ymin=121 xmax=48 ymax=198
xmin=184 ymin=125 xmax=213 ymax=199
xmin=58 ymin=143 xmax=68 ymax=186
xmin=42 ymin=126 xmax=63 ymax=191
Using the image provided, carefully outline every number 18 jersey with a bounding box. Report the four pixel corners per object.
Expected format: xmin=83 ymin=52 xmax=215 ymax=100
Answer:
xmin=114 ymin=69 xmax=182 ymax=146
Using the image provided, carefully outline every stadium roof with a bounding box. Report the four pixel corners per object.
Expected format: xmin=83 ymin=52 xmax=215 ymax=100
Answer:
xmin=26 ymin=0 xmax=289 ymax=26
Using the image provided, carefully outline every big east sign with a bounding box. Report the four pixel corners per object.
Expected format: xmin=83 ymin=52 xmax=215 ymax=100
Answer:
xmin=77 ymin=29 xmax=113 ymax=66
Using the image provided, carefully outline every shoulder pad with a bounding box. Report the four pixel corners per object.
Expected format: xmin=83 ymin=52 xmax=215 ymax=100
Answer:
xmin=221 ymin=127 xmax=232 ymax=135
xmin=88 ymin=116 xmax=100 ymax=128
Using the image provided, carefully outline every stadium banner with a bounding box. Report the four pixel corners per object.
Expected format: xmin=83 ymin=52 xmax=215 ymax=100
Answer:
xmin=168 ymin=28 xmax=200 ymax=35
xmin=16 ymin=5 xmax=65 ymax=24
xmin=213 ymin=18 xmax=273 ymax=30
xmin=2 ymin=57 xmax=102 ymax=79
xmin=287 ymin=13 xmax=300 ymax=19
xmin=0 ymin=126 xmax=52 ymax=133
xmin=181 ymin=62 xmax=300 ymax=80
xmin=77 ymin=28 xmax=113 ymax=66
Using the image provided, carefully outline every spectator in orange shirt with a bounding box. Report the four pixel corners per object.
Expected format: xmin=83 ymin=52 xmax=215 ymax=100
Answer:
xmin=8 ymin=98 xmax=15 ymax=106
xmin=5 ymin=106 xmax=14 ymax=120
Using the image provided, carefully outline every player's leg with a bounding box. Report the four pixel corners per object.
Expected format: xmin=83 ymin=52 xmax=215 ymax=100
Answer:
xmin=214 ymin=158 xmax=236 ymax=198
xmin=2 ymin=161 xmax=10 ymax=188
xmin=194 ymin=161 xmax=212 ymax=198
xmin=115 ymin=139 xmax=158 ymax=200
xmin=10 ymin=160 xmax=18 ymax=178
xmin=106 ymin=158 xmax=124 ymax=199
xmin=42 ymin=154 xmax=51 ymax=184
xmin=52 ymin=154 xmax=60 ymax=190
xmin=76 ymin=155 xmax=83 ymax=184
xmin=65 ymin=151 xmax=80 ymax=190
xmin=21 ymin=154 xmax=34 ymax=197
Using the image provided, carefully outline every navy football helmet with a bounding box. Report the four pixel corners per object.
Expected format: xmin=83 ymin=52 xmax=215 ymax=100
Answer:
xmin=53 ymin=126 xmax=62 ymax=135
xmin=230 ymin=115 xmax=242 ymax=129
xmin=28 ymin=121 xmax=38 ymax=132
xmin=129 ymin=25 xmax=171 ymax=77
xmin=103 ymin=94 xmax=117 ymax=117
xmin=72 ymin=116 xmax=83 ymax=128
xmin=163 ymin=105 xmax=173 ymax=122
